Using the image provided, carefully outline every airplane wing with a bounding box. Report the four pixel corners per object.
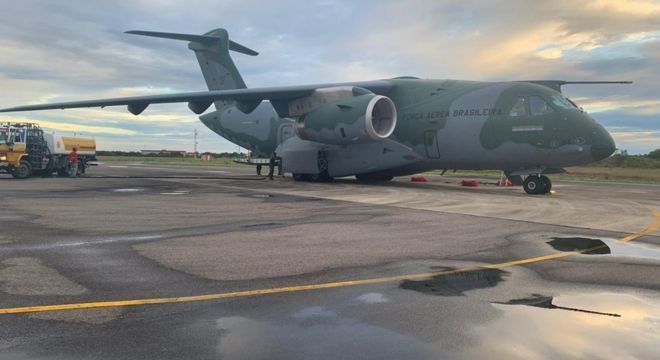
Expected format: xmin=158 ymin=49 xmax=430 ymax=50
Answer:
xmin=0 ymin=80 xmax=394 ymax=116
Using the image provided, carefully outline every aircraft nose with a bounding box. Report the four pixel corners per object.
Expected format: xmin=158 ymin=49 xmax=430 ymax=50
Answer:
xmin=591 ymin=125 xmax=616 ymax=161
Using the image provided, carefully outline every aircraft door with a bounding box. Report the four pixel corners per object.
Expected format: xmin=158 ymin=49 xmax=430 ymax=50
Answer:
xmin=424 ymin=130 xmax=440 ymax=158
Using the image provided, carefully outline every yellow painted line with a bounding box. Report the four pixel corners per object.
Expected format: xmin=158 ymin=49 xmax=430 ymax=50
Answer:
xmin=0 ymin=208 xmax=657 ymax=316
xmin=619 ymin=208 xmax=660 ymax=242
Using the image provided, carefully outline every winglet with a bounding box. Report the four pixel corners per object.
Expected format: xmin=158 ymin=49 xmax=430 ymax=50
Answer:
xmin=125 ymin=29 xmax=259 ymax=56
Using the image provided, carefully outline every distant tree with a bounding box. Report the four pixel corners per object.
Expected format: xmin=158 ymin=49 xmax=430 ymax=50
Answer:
xmin=615 ymin=149 xmax=629 ymax=157
xmin=648 ymin=149 xmax=660 ymax=159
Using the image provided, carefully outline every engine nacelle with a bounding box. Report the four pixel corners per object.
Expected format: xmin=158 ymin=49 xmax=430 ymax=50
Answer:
xmin=294 ymin=94 xmax=397 ymax=145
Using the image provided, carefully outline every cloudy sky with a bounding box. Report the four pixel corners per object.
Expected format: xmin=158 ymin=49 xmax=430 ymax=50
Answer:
xmin=0 ymin=0 xmax=658 ymax=154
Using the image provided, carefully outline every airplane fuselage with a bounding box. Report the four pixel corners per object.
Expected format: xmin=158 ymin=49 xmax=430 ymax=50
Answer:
xmin=200 ymin=78 xmax=615 ymax=178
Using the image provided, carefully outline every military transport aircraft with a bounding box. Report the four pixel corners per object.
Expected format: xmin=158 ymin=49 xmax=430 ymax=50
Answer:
xmin=0 ymin=28 xmax=627 ymax=194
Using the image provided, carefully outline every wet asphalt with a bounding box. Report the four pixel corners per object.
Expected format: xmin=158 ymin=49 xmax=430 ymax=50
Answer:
xmin=0 ymin=163 xmax=658 ymax=359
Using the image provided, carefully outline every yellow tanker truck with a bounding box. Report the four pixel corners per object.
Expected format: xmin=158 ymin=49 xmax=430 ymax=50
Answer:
xmin=0 ymin=122 xmax=96 ymax=178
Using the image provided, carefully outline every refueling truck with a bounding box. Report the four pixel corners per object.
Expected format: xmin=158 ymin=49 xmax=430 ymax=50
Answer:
xmin=0 ymin=122 xmax=96 ymax=178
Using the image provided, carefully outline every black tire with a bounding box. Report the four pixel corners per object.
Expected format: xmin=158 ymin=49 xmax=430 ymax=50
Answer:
xmin=12 ymin=160 xmax=32 ymax=179
xmin=540 ymin=175 xmax=552 ymax=194
xmin=292 ymin=173 xmax=306 ymax=181
xmin=523 ymin=175 xmax=543 ymax=195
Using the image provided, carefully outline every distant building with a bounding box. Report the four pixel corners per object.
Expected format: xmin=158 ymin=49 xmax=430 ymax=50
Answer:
xmin=140 ymin=149 xmax=186 ymax=156
xmin=201 ymin=153 xmax=214 ymax=161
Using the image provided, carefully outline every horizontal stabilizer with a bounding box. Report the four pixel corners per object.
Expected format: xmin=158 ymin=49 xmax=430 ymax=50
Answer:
xmin=125 ymin=30 xmax=259 ymax=56
xmin=524 ymin=80 xmax=632 ymax=92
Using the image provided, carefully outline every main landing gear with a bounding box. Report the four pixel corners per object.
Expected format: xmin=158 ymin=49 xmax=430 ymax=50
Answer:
xmin=523 ymin=175 xmax=552 ymax=195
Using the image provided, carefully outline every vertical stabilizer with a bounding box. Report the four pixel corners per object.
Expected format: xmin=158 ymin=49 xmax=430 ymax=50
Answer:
xmin=188 ymin=28 xmax=247 ymax=91
xmin=125 ymin=28 xmax=256 ymax=91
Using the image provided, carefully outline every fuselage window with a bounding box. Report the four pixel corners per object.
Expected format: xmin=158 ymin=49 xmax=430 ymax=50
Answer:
xmin=550 ymin=95 xmax=577 ymax=110
xmin=530 ymin=96 xmax=553 ymax=116
xmin=509 ymin=96 xmax=528 ymax=117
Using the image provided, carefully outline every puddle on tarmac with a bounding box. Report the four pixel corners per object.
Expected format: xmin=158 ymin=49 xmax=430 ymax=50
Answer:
xmin=213 ymin=291 xmax=660 ymax=360
xmin=112 ymin=188 xmax=144 ymax=193
xmin=548 ymin=236 xmax=660 ymax=260
xmin=547 ymin=237 xmax=610 ymax=254
xmin=160 ymin=190 xmax=191 ymax=195
xmin=399 ymin=268 xmax=508 ymax=296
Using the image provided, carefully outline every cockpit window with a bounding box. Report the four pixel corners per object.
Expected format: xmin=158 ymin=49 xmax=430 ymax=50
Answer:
xmin=530 ymin=96 xmax=553 ymax=115
xmin=551 ymin=95 xmax=577 ymax=110
xmin=509 ymin=96 xmax=528 ymax=117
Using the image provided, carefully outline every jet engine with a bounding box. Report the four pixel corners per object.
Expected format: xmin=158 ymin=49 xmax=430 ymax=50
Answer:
xmin=294 ymin=94 xmax=397 ymax=145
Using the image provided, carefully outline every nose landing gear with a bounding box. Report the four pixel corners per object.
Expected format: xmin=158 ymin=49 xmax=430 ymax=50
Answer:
xmin=523 ymin=175 xmax=552 ymax=195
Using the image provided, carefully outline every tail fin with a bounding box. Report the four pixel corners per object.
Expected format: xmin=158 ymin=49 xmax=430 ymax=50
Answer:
xmin=125 ymin=29 xmax=257 ymax=91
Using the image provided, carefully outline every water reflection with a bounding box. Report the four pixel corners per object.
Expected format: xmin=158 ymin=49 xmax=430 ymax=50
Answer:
xmin=547 ymin=237 xmax=610 ymax=254
xmin=215 ymin=292 xmax=659 ymax=360
xmin=215 ymin=313 xmax=441 ymax=360
xmin=548 ymin=236 xmax=660 ymax=260
xmin=399 ymin=268 xmax=508 ymax=296
xmin=495 ymin=294 xmax=621 ymax=317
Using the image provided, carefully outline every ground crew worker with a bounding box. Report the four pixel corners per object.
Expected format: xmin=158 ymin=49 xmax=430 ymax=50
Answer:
xmin=256 ymin=164 xmax=262 ymax=175
xmin=268 ymin=152 xmax=276 ymax=180
xmin=69 ymin=146 xmax=79 ymax=177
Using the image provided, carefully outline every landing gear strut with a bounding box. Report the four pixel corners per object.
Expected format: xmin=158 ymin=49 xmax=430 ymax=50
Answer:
xmin=523 ymin=175 xmax=552 ymax=195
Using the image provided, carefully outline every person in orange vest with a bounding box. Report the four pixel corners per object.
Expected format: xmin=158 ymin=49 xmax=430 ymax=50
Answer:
xmin=69 ymin=146 xmax=79 ymax=177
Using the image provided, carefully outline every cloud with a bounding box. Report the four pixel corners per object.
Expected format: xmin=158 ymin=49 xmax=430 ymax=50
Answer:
xmin=573 ymin=97 xmax=660 ymax=115
xmin=0 ymin=116 xmax=135 ymax=136
xmin=0 ymin=0 xmax=658 ymax=153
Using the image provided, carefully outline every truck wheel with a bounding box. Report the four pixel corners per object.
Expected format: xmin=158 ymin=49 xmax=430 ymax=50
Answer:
xmin=12 ymin=160 xmax=32 ymax=179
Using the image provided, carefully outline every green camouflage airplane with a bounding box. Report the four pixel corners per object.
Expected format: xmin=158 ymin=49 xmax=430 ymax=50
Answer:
xmin=0 ymin=28 xmax=628 ymax=194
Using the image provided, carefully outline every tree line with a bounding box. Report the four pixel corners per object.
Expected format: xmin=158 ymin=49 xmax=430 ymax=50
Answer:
xmin=593 ymin=148 xmax=660 ymax=168
xmin=97 ymin=150 xmax=245 ymax=158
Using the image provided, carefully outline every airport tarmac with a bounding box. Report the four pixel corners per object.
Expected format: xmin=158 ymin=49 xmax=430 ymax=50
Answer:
xmin=0 ymin=163 xmax=659 ymax=360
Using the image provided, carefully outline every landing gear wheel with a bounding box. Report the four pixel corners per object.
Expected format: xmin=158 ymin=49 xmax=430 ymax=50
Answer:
xmin=292 ymin=173 xmax=306 ymax=181
xmin=523 ymin=175 xmax=543 ymax=195
xmin=539 ymin=175 xmax=552 ymax=194
xmin=12 ymin=160 xmax=32 ymax=179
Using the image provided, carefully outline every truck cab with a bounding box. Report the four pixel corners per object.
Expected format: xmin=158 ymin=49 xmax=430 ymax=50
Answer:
xmin=0 ymin=124 xmax=35 ymax=178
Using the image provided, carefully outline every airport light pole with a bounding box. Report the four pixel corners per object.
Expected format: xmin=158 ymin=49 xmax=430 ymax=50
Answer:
xmin=193 ymin=128 xmax=198 ymax=159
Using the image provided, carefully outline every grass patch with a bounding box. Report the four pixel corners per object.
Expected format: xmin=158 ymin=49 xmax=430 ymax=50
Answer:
xmin=97 ymin=156 xmax=252 ymax=168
